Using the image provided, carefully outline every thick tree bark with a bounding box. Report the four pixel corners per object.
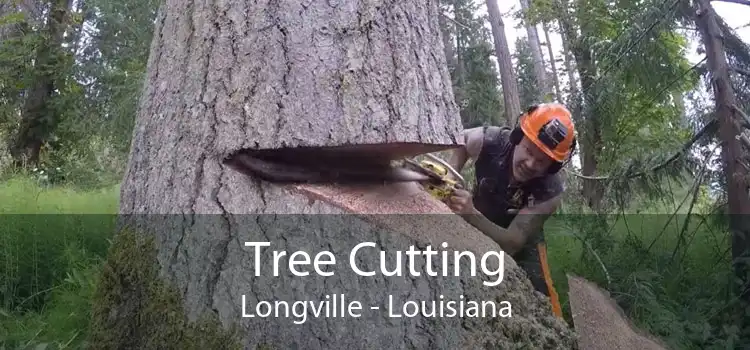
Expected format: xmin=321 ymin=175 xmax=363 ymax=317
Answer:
xmin=485 ymin=0 xmax=521 ymax=125
xmin=104 ymin=0 xmax=577 ymax=348
xmin=519 ymin=0 xmax=550 ymax=101
xmin=120 ymin=0 xmax=468 ymax=214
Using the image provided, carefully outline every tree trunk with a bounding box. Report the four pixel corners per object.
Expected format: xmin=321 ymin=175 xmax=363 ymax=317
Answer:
xmin=575 ymin=52 xmax=604 ymax=211
xmin=556 ymin=1 xmax=603 ymax=211
xmin=10 ymin=0 xmax=72 ymax=167
xmin=0 ymin=2 xmax=18 ymax=40
xmin=452 ymin=0 xmax=466 ymax=109
xmin=92 ymin=1 xmax=577 ymax=349
xmin=561 ymin=42 xmax=578 ymax=101
xmin=558 ymin=20 xmax=578 ymax=104
xmin=69 ymin=0 xmax=90 ymax=57
xmin=542 ymin=22 xmax=563 ymax=102
xmin=567 ymin=275 xmax=670 ymax=350
xmin=519 ymin=0 xmax=550 ymax=101
xmin=454 ymin=0 xmax=465 ymax=87
xmin=438 ymin=3 xmax=456 ymax=73
xmin=485 ymin=0 xmax=521 ymax=125
xmin=0 ymin=0 xmax=42 ymax=39
xmin=694 ymin=0 xmax=750 ymax=311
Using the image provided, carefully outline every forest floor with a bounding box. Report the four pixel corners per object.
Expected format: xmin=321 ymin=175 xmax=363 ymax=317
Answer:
xmin=0 ymin=175 xmax=738 ymax=350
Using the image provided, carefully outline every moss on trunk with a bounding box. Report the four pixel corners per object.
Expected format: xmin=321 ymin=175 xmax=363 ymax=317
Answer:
xmin=88 ymin=229 xmax=242 ymax=350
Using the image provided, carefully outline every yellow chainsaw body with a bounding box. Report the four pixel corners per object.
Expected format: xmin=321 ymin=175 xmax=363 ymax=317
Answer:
xmin=417 ymin=159 xmax=462 ymax=202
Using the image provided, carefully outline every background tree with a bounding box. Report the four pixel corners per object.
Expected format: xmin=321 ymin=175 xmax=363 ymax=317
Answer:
xmin=514 ymin=36 xmax=542 ymax=108
xmin=441 ymin=0 xmax=504 ymax=127
xmin=517 ymin=0 xmax=551 ymax=102
xmin=485 ymin=0 xmax=522 ymax=124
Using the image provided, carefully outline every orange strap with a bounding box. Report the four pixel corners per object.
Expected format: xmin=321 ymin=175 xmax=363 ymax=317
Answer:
xmin=537 ymin=242 xmax=563 ymax=318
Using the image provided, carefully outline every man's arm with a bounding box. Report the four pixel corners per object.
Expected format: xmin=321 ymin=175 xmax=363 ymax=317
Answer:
xmin=496 ymin=174 xmax=566 ymax=253
xmin=447 ymin=127 xmax=484 ymax=174
xmin=502 ymin=194 xmax=562 ymax=254
xmin=461 ymin=194 xmax=560 ymax=255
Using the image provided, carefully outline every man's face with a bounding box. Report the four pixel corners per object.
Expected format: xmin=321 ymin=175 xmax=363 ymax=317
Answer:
xmin=511 ymin=136 xmax=555 ymax=182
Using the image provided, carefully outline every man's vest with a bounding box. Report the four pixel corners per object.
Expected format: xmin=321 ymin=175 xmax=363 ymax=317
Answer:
xmin=470 ymin=125 xmax=564 ymax=303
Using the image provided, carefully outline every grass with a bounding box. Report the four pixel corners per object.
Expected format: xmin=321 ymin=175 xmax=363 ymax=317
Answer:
xmin=0 ymin=175 xmax=741 ymax=349
xmin=0 ymin=176 xmax=119 ymax=349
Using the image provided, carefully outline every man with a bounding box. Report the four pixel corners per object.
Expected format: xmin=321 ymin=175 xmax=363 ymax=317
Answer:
xmin=444 ymin=103 xmax=577 ymax=318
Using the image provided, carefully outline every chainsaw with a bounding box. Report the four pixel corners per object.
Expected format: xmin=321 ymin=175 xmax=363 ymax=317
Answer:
xmin=399 ymin=153 xmax=466 ymax=201
xmin=223 ymin=146 xmax=466 ymax=202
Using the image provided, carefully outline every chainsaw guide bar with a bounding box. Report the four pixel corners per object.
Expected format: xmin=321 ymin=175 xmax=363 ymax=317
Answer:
xmin=223 ymin=145 xmax=466 ymax=188
xmin=224 ymin=148 xmax=430 ymax=185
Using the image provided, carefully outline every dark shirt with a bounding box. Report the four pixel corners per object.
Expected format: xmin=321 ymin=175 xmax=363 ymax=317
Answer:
xmin=471 ymin=126 xmax=564 ymax=254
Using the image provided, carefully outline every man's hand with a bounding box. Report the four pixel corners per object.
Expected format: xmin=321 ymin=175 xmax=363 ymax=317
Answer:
xmin=446 ymin=189 xmax=477 ymax=215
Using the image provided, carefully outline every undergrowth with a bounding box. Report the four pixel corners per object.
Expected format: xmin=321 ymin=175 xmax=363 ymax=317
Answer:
xmin=545 ymin=211 xmax=742 ymax=350
xmin=0 ymin=175 xmax=743 ymax=349
xmin=0 ymin=176 xmax=118 ymax=349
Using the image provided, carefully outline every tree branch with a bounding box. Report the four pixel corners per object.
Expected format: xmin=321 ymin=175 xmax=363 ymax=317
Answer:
xmin=733 ymin=104 xmax=750 ymax=128
xmin=440 ymin=12 xmax=471 ymax=30
xmin=712 ymin=0 xmax=750 ymax=6
xmin=731 ymin=66 xmax=750 ymax=78
xmin=565 ymin=119 xmax=719 ymax=181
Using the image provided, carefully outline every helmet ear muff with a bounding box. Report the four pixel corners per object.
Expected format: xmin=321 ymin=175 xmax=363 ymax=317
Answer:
xmin=510 ymin=126 xmax=523 ymax=145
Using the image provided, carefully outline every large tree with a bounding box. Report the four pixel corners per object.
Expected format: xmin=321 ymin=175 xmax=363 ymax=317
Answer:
xmin=88 ymin=0 xmax=576 ymax=348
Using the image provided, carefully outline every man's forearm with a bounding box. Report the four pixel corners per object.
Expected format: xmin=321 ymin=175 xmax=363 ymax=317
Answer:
xmin=499 ymin=197 xmax=560 ymax=253
xmin=460 ymin=210 xmax=526 ymax=255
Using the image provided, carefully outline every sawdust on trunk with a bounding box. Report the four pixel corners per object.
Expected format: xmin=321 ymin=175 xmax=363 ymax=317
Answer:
xmin=92 ymin=0 xmax=578 ymax=348
xmin=567 ymin=274 xmax=669 ymax=350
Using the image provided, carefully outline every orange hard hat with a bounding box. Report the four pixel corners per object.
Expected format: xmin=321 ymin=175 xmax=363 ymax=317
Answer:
xmin=519 ymin=103 xmax=576 ymax=162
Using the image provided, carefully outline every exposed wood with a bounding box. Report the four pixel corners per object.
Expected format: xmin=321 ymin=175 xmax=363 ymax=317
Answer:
xmin=567 ymin=274 xmax=669 ymax=350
